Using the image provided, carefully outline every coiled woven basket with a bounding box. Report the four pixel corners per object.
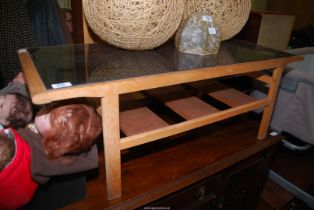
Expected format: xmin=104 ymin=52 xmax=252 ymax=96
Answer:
xmin=184 ymin=0 xmax=251 ymax=40
xmin=83 ymin=0 xmax=185 ymax=50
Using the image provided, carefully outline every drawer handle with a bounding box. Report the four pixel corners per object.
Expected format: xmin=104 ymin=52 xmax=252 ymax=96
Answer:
xmin=217 ymin=196 xmax=224 ymax=209
xmin=198 ymin=186 xmax=217 ymax=202
xmin=198 ymin=186 xmax=206 ymax=201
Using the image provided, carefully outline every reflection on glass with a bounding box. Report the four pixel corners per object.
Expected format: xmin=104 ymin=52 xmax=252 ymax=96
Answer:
xmin=26 ymin=40 xmax=294 ymax=90
xmin=88 ymin=46 xmax=172 ymax=82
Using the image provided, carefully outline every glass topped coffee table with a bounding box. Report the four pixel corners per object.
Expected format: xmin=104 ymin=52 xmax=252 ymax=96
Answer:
xmin=18 ymin=40 xmax=302 ymax=200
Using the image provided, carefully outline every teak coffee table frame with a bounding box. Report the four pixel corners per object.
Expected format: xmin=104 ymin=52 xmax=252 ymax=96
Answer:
xmin=18 ymin=43 xmax=302 ymax=200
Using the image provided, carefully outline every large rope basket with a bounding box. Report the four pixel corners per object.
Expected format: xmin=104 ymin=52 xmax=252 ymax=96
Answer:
xmin=83 ymin=0 xmax=185 ymax=50
xmin=184 ymin=0 xmax=251 ymax=40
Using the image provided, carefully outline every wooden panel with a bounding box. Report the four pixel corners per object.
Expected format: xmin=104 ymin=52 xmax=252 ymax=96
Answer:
xmin=293 ymin=1 xmax=314 ymax=30
xmin=165 ymin=96 xmax=219 ymax=120
xmin=120 ymin=107 xmax=168 ymax=136
xmin=267 ymin=0 xmax=314 ymax=30
xmin=209 ymin=88 xmax=257 ymax=107
xmin=267 ymin=0 xmax=297 ymax=15
xmin=258 ymin=14 xmax=295 ymax=50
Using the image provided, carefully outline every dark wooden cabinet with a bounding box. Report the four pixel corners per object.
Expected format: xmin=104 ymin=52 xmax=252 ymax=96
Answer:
xmin=221 ymin=152 xmax=268 ymax=210
xmin=143 ymin=146 xmax=275 ymax=210
xmin=146 ymin=175 xmax=220 ymax=210
xmin=59 ymin=118 xmax=281 ymax=210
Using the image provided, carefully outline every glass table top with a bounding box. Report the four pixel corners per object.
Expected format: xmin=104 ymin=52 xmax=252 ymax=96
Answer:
xmin=26 ymin=39 xmax=295 ymax=90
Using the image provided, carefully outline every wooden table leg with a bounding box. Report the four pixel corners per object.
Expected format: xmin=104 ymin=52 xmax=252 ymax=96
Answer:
xmin=101 ymin=95 xmax=122 ymax=200
xmin=258 ymin=66 xmax=284 ymax=139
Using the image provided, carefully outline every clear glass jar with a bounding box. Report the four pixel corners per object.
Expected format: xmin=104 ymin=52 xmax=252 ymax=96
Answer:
xmin=175 ymin=14 xmax=221 ymax=55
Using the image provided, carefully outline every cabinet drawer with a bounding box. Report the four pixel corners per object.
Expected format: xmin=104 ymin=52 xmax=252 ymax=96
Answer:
xmin=142 ymin=175 xmax=220 ymax=209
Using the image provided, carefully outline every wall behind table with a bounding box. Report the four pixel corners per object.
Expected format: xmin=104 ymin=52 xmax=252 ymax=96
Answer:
xmin=267 ymin=0 xmax=314 ymax=30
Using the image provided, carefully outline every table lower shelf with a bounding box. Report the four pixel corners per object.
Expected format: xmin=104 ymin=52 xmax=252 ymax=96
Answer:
xmin=119 ymin=80 xmax=269 ymax=150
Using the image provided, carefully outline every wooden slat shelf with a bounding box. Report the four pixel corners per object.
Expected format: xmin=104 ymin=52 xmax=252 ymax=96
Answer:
xmin=209 ymin=88 xmax=257 ymax=108
xmin=146 ymin=85 xmax=219 ymax=120
xmin=120 ymin=107 xmax=168 ymax=136
xmin=116 ymin=82 xmax=268 ymax=150
xmin=189 ymin=79 xmax=258 ymax=107
xmin=165 ymin=96 xmax=219 ymax=120
xmin=119 ymin=94 xmax=169 ymax=136
xmin=119 ymin=98 xmax=269 ymax=150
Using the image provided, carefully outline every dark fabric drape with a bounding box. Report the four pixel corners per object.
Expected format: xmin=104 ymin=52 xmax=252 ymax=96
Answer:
xmin=0 ymin=0 xmax=39 ymax=88
xmin=27 ymin=0 xmax=69 ymax=46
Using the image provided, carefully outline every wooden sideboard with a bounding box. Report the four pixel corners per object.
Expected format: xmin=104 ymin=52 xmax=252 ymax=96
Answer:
xmin=145 ymin=144 xmax=275 ymax=210
xmin=59 ymin=117 xmax=280 ymax=210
